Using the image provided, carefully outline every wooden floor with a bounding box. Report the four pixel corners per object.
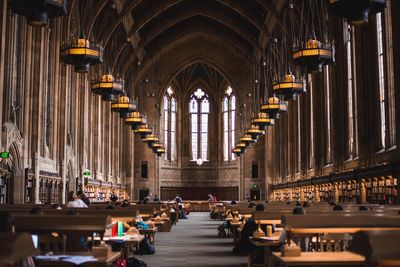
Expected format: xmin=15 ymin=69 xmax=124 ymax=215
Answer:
xmin=137 ymin=212 xmax=247 ymax=267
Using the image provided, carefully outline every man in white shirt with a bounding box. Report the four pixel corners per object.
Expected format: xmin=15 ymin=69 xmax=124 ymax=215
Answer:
xmin=66 ymin=191 xmax=88 ymax=208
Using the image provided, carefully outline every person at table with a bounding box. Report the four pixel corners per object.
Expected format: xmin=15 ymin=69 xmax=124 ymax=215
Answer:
xmin=121 ymin=199 xmax=130 ymax=207
xmin=110 ymin=192 xmax=118 ymax=203
xmin=30 ymin=206 xmax=44 ymax=215
xmin=207 ymin=194 xmax=214 ymax=205
xmin=233 ymin=204 xmax=268 ymax=256
xmin=0 ymin=212 xmax=14 ymax=232
xmin=143 ymin=193 xmax=152 ymax=203
xmin=77 ymin=190 xmax=91 ymax=206
xmin=174 ymin=194 xmax=182 ymax=203
xmin=66 ymin=191 xmax=88 ymax=208
xmin=278 ymin=207 xmax=307 ymax=251
xmin=333 ymin=204 xmax=343 ymax=211
xmin=153 ymin=194 xmax=160 ymax=201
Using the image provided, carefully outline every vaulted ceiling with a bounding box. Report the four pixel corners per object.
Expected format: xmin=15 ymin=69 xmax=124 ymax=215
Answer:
xmin=69 ymin=0 xmax=285 ymax=82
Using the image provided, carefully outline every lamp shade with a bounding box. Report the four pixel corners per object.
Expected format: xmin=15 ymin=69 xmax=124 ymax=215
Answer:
xmin=61 ymin=33 xmax=103 ymax=73
xmin=260 ymin=95 xmax=288 ymax=119
xmin=134 ymin=124 xmax=153 ymax=138
xmin=9 ymin=0 xmax=67 ymax=27
xmin=272 ymin=72 xmax=305 ymax=101
xmin=111 ymin=94 xmax=137 ymax=118
xmin=91 ymin=73 xmax=123 ymax=101
xmin=328 ymin=0 xmax=386 ymax=26
xmin=292 ymin=37 xmax=334 ymax=73
xmin=251 ymin=112 xmax=274 ymax=131
xmin=125 ymin=112 xmax=147 ymax=130
xmin=245 ymin=124 xmax=265 ymax=139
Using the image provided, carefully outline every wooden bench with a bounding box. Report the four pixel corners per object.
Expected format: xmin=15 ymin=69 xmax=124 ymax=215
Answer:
xmin=350 ymin=230 xmax=400 ymax=266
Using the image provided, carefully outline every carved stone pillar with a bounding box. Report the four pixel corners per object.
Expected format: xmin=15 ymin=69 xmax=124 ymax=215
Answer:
xmin=300 ymin=187 xmax=304 ymax=202
xmin=333 ymin=183 xmax=339 ymax=203
xmin=34 ymin=152 xmax=39 ymax=203
xmin=314 ymin=185 xmax=320 ymax=203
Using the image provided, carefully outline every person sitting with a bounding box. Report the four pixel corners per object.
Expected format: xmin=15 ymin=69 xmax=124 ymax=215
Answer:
xmin=121 ymin=200 xmax=130 ymax=207
xmin=302 ymin=201 xmax=311 ymax=208
xmin=77 ymin=190 xmax=90 ymax=206
xmin=233 ymin=204 xmax=266 ymax=256
xmin=66 ymin=191 xmax=88 ymax=208
xmin=248 ymin=202 xmax=256 ymax=208
xmin=153 ymin=195 xmax=159 ymax=201
xmin=333 ymin=204 xmax=343 ymax=211
xmin=51 ymin=203 xmax=62 ymax=209
xmin=106 ymin=204 xmax=115 ymax=210
xmin=143 ymin=193 xmax=151 ymax=203
xmin=359 ymin=206 xmax=369 ymax=211
xmin=30 ymin=206 xmax=44 ymax=215
xmin=293 ymin=207 xmax=306 ymax=215
xmin=230 ymin=200 xmax=237 ymax=205
xmin=174 ymin=194 xmax=182 ymax=203
xmin=110 ymin=193 xmax=118 ymax=203
xmin=208 ymin=194 xmax=214 ymax=204
xmin=0 ymin=212 xmax=14 ymax=232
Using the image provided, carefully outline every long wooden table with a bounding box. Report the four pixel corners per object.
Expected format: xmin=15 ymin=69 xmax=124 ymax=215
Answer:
xmin=34 ymin=251 xmax=121 ymax=267
xmin=272 ymin=251 xmax=365 ymax=266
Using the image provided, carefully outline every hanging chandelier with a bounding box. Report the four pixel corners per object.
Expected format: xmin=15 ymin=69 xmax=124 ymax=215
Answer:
xmin=232 ymin=148 xmax=243 ymax=157
xmin=328 ymin=0 xmax=386 ymax=26
xmin=239 ymin=134 xmax=256 ymax=146
xmin=142 ymin=133 xmax=159 ymax=148
xmin=134 ymin=124 xmax=153 ymax=138
xmin=233 ymin=142 xmax=247 ymax=157
xmin=251 ymin=112 xmax=275 ymax=131
xmin=245 ymin=124 xmax=265 ymax=140
xmin=272 ymin=71 xmax=304 ymax=101
xmin=151 ymin=142 xmax=162 ymax=150
xmin=111 ymin=94 xmax=137 ymax=118
xmin=155 ymin=146 xmax=165 ymax=157
xmin=9 ymin=0 xmax=67 ymax=27
xmin=61 ymin=32 xmax=103 ymax=73
xmin=261 ymin=95 xmax=288 ymax=120
xmin=293 ymin=35 xmax=334 ymax=73
xmin=91 ymin=72 xmax=123 ymax=101
xmin=125 ymin=112 xmax=147 ymax=130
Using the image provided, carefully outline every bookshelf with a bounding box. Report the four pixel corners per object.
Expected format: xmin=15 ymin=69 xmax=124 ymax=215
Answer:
xmin=0 ymin=175 xmax=6 ymax=204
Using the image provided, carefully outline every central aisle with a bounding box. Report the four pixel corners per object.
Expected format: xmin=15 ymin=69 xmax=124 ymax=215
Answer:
xmin=137 ymin=212 xmax=247 ymax=267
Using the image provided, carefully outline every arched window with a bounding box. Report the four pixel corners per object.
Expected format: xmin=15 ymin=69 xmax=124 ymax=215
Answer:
xmin=189 ymin=88 xmax=209 ymax=161
xmin=222 ymin=86 xmax=236 ymax=161
xmin=163 ymin=87 xmax=177 ymax=161
xmin=345 ymin=23 xmax=358 ymax=158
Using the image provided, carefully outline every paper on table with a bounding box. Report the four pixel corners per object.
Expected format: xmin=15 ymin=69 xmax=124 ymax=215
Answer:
xmin=255 ymin=236 xmax=280 ymax=242
xmin=34 ymin=255 xmax=98 ymax=265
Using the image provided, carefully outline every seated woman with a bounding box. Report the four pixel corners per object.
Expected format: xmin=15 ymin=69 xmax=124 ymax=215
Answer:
xmin=66 ymin=191 xmax=88 ymax=208
xmin=232 ymin=204 xmax=267 ymax=256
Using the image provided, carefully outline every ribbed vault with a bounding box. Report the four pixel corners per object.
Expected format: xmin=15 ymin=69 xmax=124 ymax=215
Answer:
xmin=67 ymin=0 xmax=285 ymax=83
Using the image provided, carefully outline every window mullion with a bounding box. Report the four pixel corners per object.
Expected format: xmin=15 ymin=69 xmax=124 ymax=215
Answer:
xmin=198 ymin=100 xmax=201 ymax=159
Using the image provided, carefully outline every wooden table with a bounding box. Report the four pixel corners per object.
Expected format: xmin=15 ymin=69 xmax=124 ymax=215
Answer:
xmin=34 ymin=251 xmax=121 ymax=267
xmin=90 ymin=235 xmax=144 ymax=258
xmin=139 ymin=227 xmax=158 ymax=243
xmin=272 ymin=251 xmax=365 ymax=266
xmin=230 ymin=222 xmax=242 ymax=242
xmin=248 ymin=232 xmax=282 ymax=267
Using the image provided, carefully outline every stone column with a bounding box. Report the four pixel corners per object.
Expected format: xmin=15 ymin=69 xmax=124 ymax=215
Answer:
xmin=314 ymin=185 xmax=320 ymax=203
xmin=333 ymin=183 xmax=339 ymax=203
xmin=300 ymin=187 xmax=304 ymax=202
xmin=360 ymin=179 xmax=366 ymax=203
xmin=60 ymin=160 xmax=66 ymax=204
xmin=34 ymin=152 xmax=40 ymax=203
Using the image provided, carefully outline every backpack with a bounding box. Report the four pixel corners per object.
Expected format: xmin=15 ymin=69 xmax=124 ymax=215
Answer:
xmin=137 ymin=237 xmax=155 ymax=255
xmin=126 ymin=257 xmax=147 ymax=267
xmin=217 ymin=223 xmax=227 ymax=238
